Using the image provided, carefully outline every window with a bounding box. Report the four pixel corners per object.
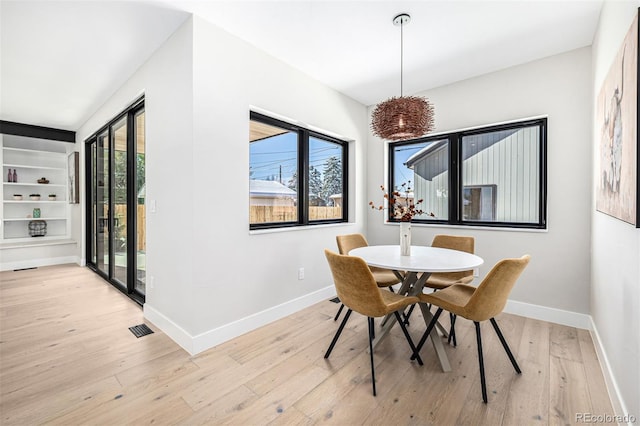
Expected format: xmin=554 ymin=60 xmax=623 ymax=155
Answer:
xmin=389 ymin=118 xmax=546 ymax=229
xmin=249 ymin=111 xmax=348 ymax=229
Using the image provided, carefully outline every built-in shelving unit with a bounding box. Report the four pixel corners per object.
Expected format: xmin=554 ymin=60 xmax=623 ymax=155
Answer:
xmin=2 ymin=141 xmax=71 ymax=242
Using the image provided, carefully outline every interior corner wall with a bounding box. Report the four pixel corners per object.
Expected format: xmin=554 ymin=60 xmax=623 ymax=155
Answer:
xmin=75 ymin=18 xmax=198 ymax=345
xmin=591 ymin=0 xmax=640 ymax=417
xmin=74 ymin=13 xmax=368 ymax=355
xmin=183 ymin=15 xmax=367 ymax=351
xmin=366 ymin=47 xmax=593 ymax=317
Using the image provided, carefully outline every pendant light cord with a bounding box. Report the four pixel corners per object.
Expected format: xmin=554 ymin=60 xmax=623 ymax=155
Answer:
xmin=400 ymin=19 xmax=404 ymax=97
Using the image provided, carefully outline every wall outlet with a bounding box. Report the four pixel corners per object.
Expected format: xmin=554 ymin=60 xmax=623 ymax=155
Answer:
xmin=148 ymin=275 xmax=155 ymax=289
xmin=298 ymin=267 xmax=305 ymax=280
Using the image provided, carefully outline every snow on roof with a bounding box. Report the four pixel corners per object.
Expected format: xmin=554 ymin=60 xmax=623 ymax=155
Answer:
xmin=250 ymin=179 xmax=297 ymax=197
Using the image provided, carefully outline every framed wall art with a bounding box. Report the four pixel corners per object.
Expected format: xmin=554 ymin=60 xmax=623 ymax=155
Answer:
xmin=68 ymin=151 xmax=79 ymax=204
xmin=596 ymin=10 xmax=639 ymax=227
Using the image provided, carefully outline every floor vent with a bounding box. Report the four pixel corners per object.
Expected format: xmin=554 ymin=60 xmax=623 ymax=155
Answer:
xmin=129 ymin=324 xmax=154 ymax=338
xmin=13 ymin=267 xmax=37 ymax=272
xmin=329 ymin=297 xmax=340 ymax=304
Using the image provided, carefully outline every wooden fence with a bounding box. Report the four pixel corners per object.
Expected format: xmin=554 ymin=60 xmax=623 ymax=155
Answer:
xmin=110 ymin=205 xmax=338 ymax=249
xmin=113 ymin=204 xmax=146 ymax=251
xmin=250 ymin=206 xmax=342 ymax=223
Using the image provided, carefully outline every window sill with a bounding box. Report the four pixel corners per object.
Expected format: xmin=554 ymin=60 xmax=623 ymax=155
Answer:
xmin=383 ymin=221 xmax=548 ymax=233
xmin=249 ymin=222 xmax=353 ymax=235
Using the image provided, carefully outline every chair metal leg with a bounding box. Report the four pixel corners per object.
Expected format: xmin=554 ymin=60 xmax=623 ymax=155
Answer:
xmin=447 ymin=313 xmax=457 ymax=346
xmin=411 ymin=308 xmax=443 ymax=360
xmin=490 ymin=318 xmax=522 ymax=374
xmin=334 ymin=303 xmax=345 ymax=321
xmin=402 ymin=304 xmax=415 ymax=325
xmin=371 ymin=317 xmax=375 ymax=339
xmin=325 ymin=309 xmax=352 ymax=358
xmin=393 ymin=311 xmax=423 ymax=366
xmin=474 ymin=321 xmax=488 ymax=403
xmin=368 ymin=317 xmax=377 ymax=396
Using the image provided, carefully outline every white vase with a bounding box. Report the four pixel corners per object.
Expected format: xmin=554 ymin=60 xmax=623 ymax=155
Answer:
xmin=400 ymin=221 xmax=411 ymax=256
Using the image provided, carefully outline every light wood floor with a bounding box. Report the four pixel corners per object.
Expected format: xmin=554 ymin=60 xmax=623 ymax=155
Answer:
xmin=1 ymin=264 xmax=614 ymax=425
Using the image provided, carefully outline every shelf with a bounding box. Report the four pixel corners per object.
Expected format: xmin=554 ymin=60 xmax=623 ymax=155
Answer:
xmin=3 ymin=147 xmax=67 ymax=156
xmin=4 ymin=182 xmax=66 ymax=187
xmin=3 ymin=200 xmax=66 ymax=204
xmin=2 ymin=140 xmax=71 ymax=243
xmin=3 ymin=217 xmax=67 ymax=222
xmin=0 ymin=238 xmax=76 ymax=250
xmin=3 ymin=163 xmax=66 ymax=171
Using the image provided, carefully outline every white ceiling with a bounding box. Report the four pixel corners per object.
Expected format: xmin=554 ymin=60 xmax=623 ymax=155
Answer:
xmin=1 ymin=0 xmax=603 ymax=131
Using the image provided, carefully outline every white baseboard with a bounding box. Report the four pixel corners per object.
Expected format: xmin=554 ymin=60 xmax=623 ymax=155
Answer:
xmin=144 ymin=285 xmax=337 ymax=356
xmin=146 ymin=293 xmax=594 ymax=353
xmin=143 ymin=304 xmax=197 ymax=354
xmin=589 ymin=318 xmax=631 ymax=424
xmin=504 ymin=300 xmax=629 ymax=422
xmin=146 ymin=292 xmax=589 ymax=356
xmin=1 ymin=256 xmax=80 ymax=272
xmin=504 ymin=299 xmax=592 ymax=329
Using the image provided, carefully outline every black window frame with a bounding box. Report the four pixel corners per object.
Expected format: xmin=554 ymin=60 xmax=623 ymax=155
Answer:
xmin=249 ymin=111 xmax=349 ymax=230
xmin=388 ymin=118 xmax=547 ymax=229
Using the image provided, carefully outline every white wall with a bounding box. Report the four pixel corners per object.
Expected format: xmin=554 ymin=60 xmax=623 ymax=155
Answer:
xmin=185 ymin=15 xmax=367 ymax=348
xmin=367 ymin=47 xmax=593 ymax=318
xmin=76 ymin=18 xmax=197 ymax=334
xmin=77 ymin=16 xmax=368 ymax=354
xmin=591 ymin=0 xmax=640 ymax=417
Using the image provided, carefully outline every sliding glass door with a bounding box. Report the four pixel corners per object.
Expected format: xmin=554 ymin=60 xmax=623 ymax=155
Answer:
xmin=134 ymin=110 xmax=146 ymax=294
xmin=86 ymin=98 xmax=145 ymax=303
xmin=112 ymin=116 xmax=128 ymax=287
xmin=96 ymin=130 xmax=110 ymax=276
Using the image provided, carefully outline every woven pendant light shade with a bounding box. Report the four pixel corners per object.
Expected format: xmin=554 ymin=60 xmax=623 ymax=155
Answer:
xmin=371 ymin=13 xmax=435 ymax=141
xmin=371 ymin=95 xmax=435 ymax=141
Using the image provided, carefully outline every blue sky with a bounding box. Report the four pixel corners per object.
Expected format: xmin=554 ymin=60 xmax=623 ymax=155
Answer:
xmin=392 ymin=142 xmax=427 ymax=188
xmin=249 ymin=132 xmax=342 ymax=184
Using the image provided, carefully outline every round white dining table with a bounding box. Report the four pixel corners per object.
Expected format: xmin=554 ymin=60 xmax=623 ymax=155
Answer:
xmin=349 ymin=245 xmax=483 ymax=273
xmin=349 ymin=245 xmax=484 ymax=372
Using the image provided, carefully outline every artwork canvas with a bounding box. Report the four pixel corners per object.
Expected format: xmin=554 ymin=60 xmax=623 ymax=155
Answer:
xmin=596 ymin=11 xmax=639 ymax=227
xmin=68 ymin=151 xmax=79 ymax=204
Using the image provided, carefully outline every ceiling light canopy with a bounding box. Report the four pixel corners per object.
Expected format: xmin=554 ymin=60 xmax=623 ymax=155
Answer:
xmin=371 ymin=13 xmax=435 ymax=141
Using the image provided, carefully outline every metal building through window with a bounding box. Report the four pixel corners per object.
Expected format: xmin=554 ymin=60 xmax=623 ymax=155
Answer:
xmin=389 ymin=118 xmax=546 ymax=229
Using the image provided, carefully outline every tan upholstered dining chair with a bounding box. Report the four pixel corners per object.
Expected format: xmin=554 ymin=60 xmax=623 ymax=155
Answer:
xmin=426 ymin=235 xmax=475 ymax=288
xmin=333 ymin=234 xmax=401 ymax=321
xmin=425 ymin=234 xmax=475 ymax=346
xmin=412 ymin=255 xmax=531 ymax=403
xmin=323 ymin=249 xmax=422 ymax=396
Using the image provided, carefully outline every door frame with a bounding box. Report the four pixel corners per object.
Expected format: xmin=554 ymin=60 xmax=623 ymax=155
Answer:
xmin=85 ymin=96 xmax=145 ymax=305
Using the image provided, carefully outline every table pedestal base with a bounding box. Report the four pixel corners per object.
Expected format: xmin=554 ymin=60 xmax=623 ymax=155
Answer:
xmin=371 ymin=271 xmax=452 ymax=372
